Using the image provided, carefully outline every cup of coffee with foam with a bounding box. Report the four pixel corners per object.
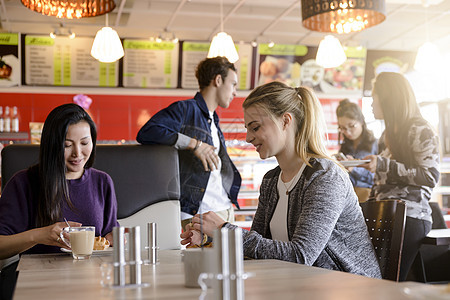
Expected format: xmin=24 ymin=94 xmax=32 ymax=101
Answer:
xmin=60 ymin=226 xmax=95 ymax=260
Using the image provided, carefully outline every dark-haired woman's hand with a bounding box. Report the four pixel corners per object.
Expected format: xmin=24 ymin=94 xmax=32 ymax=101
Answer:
xmin=361 ymin=155 xmax=378 ymax=173
xmin=33 ymin=221 xmax=81 ymax=248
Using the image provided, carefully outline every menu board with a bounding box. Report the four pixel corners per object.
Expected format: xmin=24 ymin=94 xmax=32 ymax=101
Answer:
xmin=0 ymin=33 xmax=20 ymax=87
xmin=25 ymin=35 xmax=118 ymax=87
xmin=122 ymin=40 xmax=179 ymax=88
xmin=257 ymin=43 xmax=366 ymax=96
xmin=181 ymin=41 xmax=253 ymax=90
xmin=363 ymin=50 xmax=416 ymax=96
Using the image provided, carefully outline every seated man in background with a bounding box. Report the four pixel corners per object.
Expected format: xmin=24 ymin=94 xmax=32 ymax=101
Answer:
xmin=137 ymin=56 xmax=242 ymax=229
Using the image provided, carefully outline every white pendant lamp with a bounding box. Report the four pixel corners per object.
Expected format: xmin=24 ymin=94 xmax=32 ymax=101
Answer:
xmin=91 ymin=14 xmax=124 ymax=63
xmin=208 ymin=32 xmax=239 ymax=63
xmin=207 ymin=0 xmax=239 ymax=63
xmin=316 ymin=35 xmax=347 ymax=68
xmin=414 ymin=42 xmax=441 ymax=73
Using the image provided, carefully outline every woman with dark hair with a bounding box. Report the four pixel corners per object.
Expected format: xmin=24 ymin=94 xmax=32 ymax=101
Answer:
xmin=361 ymin=72 xmax=440 ymax=281
xmin=336 ymin=99 xmax=378 ymax=202
xmin=0 ymin=103 xmax=119 ymax=259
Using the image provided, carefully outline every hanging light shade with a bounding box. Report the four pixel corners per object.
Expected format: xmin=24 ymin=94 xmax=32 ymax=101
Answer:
xmin=301 ymin=0 xmax=386 ymax=34
xmin=21 ymin=0 xmax=115 ymax=19
xmin=316 ymin=35 xmax=347 ymax=68
xmin=91 ymin=27 xmax=124 ymax=63
xmin=414 ymin=42 xmax=442 ymax=73
xmin=207 ymin=32 xmax=239 ymax=63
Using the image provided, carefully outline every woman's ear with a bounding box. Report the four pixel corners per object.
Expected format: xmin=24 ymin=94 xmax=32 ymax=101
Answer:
xmin=282 ymin=113 xmax=293 ymax=129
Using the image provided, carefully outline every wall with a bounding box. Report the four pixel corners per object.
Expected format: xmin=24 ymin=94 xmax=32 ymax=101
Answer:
xmin=1 ymin=92 xmax=246 ymax=142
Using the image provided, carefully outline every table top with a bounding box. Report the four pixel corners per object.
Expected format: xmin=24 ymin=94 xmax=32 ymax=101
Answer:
xmin=424 ymin=228 xmax=450 ymax=246
xmin=14 ymin=250 xmax=436 ymax=300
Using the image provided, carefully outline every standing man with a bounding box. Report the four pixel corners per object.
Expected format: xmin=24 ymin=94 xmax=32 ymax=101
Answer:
xmin=136 ymin=56 xmax=241 ymax=230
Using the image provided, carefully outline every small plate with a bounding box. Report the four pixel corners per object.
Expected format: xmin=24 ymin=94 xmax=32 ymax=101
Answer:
xmin=340 ymin=159 xmax=370 ymax=167
xmin=403 ymin=284 xmax=450 ymax=300
xmin=60 ymin=248 xmax=113 ymax=255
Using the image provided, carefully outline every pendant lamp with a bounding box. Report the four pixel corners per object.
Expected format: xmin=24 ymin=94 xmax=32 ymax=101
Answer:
xmin=414 ymin=1 xmax=442 ymax=73
xmin=302 ymin=0 xmax=386 ymax=34
xmin=316 ymin=35 xmax=347 ymax=68
xmin=21 ymin=0 xmax=115 ymax=19
xmin=207 ymin=0 xmax=239 ymax=63
xmin=91 ymin=14 xmax=124 ymax=63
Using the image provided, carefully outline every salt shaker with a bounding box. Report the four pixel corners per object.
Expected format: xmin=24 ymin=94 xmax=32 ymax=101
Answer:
xmin=147 ymin=222 xmax=158 ymax=264
xmin=129 ymin=226 xmax=142 ymax=284
xmin=112 ymin=227 xmax=126 ymax=286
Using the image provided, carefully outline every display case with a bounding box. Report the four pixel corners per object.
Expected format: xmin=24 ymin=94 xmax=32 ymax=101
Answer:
xmin=228 ymin=144 xmax=278 ymax=229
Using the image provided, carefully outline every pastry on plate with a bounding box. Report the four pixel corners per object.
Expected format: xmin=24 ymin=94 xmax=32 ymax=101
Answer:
xmin=93 ymin=236 xmax=110 ymax=250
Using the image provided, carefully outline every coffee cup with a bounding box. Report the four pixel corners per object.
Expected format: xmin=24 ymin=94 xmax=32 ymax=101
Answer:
xmin=60 ymin=226 xmax=95 ymax=260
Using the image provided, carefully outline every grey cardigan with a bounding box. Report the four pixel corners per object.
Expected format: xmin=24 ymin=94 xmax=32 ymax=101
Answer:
xmin=225 ymin=158 xmax=381 ymax=278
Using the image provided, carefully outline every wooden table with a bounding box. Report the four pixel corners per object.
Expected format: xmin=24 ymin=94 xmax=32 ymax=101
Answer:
xmin=424 ymin=228 xmax=450 ymax=246
xmin=14 ymin=250 xmax=430 ymax=300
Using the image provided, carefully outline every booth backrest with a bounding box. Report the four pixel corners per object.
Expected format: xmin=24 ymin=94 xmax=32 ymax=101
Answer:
xmin=1 ymin=144 xmax=181 ymax=250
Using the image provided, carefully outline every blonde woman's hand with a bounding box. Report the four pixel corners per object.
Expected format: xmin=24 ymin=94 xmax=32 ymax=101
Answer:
xmin=361 ymin=155 xmax=378 ymax=173
xmin=191 ymin=211 xmax=226 ymax=237
xmin=180 ymin=223 xmax=203 ymax=246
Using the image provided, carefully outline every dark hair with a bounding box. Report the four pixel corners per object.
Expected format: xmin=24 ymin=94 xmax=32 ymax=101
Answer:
xmin=336 ymin=99 xmax=376 ymax=153
xmin=372 ymin=72 xmax=425 ymax=166
xmin=195 ymin=56 xmax=236 ymax=90
xmin=35 ymin=103 xmax=97 ymax=227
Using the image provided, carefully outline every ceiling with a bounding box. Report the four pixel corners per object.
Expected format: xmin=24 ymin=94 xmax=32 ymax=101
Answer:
xmin=1 ymin=0 xmax=450 ymax=53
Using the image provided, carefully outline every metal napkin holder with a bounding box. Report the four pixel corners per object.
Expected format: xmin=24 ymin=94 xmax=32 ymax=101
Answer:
xmin=198 ymin=227 xmax=250 ymax=300
xmin=112 ymin=226 xmax=148 ymax=288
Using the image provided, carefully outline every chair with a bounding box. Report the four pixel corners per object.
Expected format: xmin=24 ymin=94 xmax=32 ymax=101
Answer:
xmin=430 ymin=202 xmax=447 ymax=229
xmin=409 ymin=202 xmax=450 ymax=283
xmin=360 ymin=199 xmax=406 ymax=281
xmin=1 ymin=144 xmax=182 ymax=250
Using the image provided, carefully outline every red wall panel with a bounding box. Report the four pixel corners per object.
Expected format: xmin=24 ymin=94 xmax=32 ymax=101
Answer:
xmin=1 ymin=92 xmax=245 ymax=141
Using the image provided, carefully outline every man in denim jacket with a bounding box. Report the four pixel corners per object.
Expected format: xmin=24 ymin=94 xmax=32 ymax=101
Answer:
xmin=137 ymin=57 xmax=241 ymax=229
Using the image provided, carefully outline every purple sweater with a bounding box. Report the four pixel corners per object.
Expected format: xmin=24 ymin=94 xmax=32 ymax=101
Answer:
xmin=0 ymin=167 xmax=119 ymax=254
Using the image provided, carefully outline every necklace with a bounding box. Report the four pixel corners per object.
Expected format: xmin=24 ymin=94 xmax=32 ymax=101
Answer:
xmin=281 ymin=178 xmax=296 ymax=195
xmin=280 ymin=163 xmax=306 ymax=195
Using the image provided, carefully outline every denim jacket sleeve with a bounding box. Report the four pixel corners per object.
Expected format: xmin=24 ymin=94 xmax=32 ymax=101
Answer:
xmin=136 ymin=101 xmax=191 ymax=149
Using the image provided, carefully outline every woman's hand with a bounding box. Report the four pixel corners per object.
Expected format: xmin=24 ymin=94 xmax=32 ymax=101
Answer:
xmin=180 ymin=223 xmax=203 ymax=246
xmin=191 ymin=211 xmax=226 ymax=237
xmin=193 ymin=140 xmax=219 ymax=171
xmin=105 ymin=232 xmax=113 ymax=246
xmin=34 ymin=221 xmax=81 ymax=248
xmin=0 ymin=221 xmax=81 ymax=259
xmin=361 ymin=155 xmax=378 ymax=173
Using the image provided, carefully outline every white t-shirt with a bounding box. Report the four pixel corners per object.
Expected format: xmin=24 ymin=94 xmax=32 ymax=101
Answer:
xmin=271 ymin=163 xmax=306 ymax=241
xmin=180 ymin=111 xmax=231 ymax=220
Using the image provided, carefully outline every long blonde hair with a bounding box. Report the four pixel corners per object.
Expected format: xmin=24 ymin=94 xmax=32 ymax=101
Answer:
xmin=243 ymin=81 xmax=331 ymax=166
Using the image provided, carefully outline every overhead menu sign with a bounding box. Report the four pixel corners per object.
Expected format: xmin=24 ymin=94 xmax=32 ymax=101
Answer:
xmin=257 ymin=44 xmax=366 ymax=96
xmin=122 ymin=40 xmax=179 ymax=88
xmin=181 ymin=41 xmax=253 ymax=90
xmin=0 ymin=33 xmax=20 ymax=87
xmin=25 ymin=35 xmax=118 ymax=87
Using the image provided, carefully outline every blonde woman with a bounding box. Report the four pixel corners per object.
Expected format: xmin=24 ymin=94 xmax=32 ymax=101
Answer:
xmin=181 ymin=81 xmax=381 ymax=278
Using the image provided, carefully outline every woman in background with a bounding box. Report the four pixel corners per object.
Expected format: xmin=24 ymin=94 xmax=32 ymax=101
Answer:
xmin=182 ymin=81 xmax=381 ymax=278
xmin=336 ymin=99 xmax=378 ymax=202
xmin=0 ymin=103 xmax=119 ymax=260
xmin=362 ymin=72 xmax=440 ymax=281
